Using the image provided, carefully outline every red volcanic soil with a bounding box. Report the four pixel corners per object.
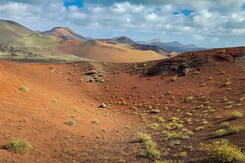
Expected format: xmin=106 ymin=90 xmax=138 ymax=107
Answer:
xmin=0 ymin=47 xmax=244 ymax=162
xmin=59 ymin=40 xmax=165 ymax=63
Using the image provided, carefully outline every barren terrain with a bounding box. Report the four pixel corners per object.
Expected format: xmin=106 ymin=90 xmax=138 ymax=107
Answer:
xmin=0 ymin=47 xmax=244 ymax=162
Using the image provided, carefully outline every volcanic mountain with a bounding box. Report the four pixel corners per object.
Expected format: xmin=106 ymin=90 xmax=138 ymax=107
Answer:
xmin=0 ymin=19 xmax=32 ymax=44
xmin=41 ymin=27 xmax=86 ymax=41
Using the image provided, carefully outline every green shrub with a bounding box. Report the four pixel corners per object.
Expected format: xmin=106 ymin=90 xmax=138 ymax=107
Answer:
xmin=137 ymin=133 xmax=161 ymax=159
xmin=215 ymin=125 xmax=245 ymax=137
xmin=4 ymin=138 xmax=32 ymax=153
xmin=165 ymin=122 xmax=183 ymax=130
xmin=215 ymin=129 xmax=230 ymax=137
xmin=179 ymin=151 xmax=187 ymax=157
xmin=148 ymin=123 xmax=159 ymax=130
xmin=184 ymin=96 xmax=195 ymax=102
xmin=150 ymin=109 xmax=160 ymax=113
xmin=195 ymin=126 xmax=204 ymax=131
xmin=229 ymin=111 xmax=243 ymax=120
xmin=138 ymin=133 xmax=151 ymax=142
xmin=145 ymin=140 xmax=161 ymax=159
xmin=64 ymin=119 xmax=76 ymax=126
xmin=156 ymin=117 xmax=165 ymax=123
xmin=170 ymin=117 xmax=180 ymax=122
xmin=200 ymin=139 xmax=245 ymax=162
xmin=182 ymin=128 xmax=194 ymax=136
xmin=168 ymin=140 xmax=181 ymax=147
xmin=229 ymin=125 xmax=245 ymax=133
xmin=19 ymin=86 xmax=28 ymax=92
xmin=220 ymin=122 xmax=231 ymax=128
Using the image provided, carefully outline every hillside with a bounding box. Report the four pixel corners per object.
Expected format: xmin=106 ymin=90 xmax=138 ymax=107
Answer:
xmin=0 ymin=19 xmax=169 ymax=63
xmin=60 ymin=40 xmax=166 ymax=63
xmin=0 ymin=47 xmax=244 ymax=162
xmin=0 ymin=19 xmax=33 ymax=44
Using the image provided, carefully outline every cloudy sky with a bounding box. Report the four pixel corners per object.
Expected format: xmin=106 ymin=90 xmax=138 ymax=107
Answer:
xmin=0 ymin=0 xmax=245 ymax=48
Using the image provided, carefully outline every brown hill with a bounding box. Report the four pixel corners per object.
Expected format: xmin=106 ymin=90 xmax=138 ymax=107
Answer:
xmin=60 ymin=40 xmax=166 ymax=63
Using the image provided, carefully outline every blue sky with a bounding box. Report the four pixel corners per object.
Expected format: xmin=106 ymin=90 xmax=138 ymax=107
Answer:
xmin=64 ymin=0 xmax=83 ymax=8
xmin=0 ymin=0 xmax=245 ymax=48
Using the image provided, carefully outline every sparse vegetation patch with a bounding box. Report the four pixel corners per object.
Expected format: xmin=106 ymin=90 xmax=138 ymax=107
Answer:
xmin=4 ymin=138 xmax=32 ymax=154
xmin=200 ymin=139 xmax=245 ymax=162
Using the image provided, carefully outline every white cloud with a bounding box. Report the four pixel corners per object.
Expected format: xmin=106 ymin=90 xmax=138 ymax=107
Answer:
xmin=145 ymin=12 xmax=158 ymax=21
xmin=211 ymin=37 xmax=219 ymax=43
xmin=231 ymin=28 xmax=245 ymax=35
xmin=193 ymin=35 xmax=205 ymax=41
xmin=0 ymin=0 xmax=245 ymax=47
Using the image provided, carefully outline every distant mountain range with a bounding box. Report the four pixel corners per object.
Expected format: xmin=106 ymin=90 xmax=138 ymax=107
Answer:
xmin=0 ymin=19 xmax=168 ymax=63
xmin=99 ymin=36 xmax=170 ymax=57
xmin=137 ymin=40 xmax=207 ymax=53
xmin=0 ymin=18 xmax=208 ymax=64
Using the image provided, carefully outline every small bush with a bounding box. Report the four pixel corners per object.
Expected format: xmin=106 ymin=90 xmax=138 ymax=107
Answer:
xmin=156 ymin=117 xmax=165 ymax=123
xmin=184 ymin=96 xmax=195 ymax=102
xmin=138 ymin=133 xmax=151 ymax=142
xmin=195 ymin=126 xmax=204 ymax=131
xmin=4 ymin=138 xmax=32 ymax=153
xmin=170 ymin=116 xmax=180 ymax=122
xmin=148 ymin=123 xmax=159 ymax=130
xmin=145 ymin=140 xmax=161 ymax=159
xmin=168 ymin=140 xmax=181 ymax=147
xmin=200 ymin=139 xmax=245 ymax=162
xmin=229 ymin=111 xmax=243 ymax=120
xmin=91 ymin=120 xmax=99 ymax=125
xmin=150 ymin=109 xmax=160 ymax=113
xmin=216 ymin=129 xmax=229 ymax=137
xmin=215 ymin=125 xmax=245 ymax=137
xmin=229 ymin=125 xmax=245 ymax=133
xmin=137 ymin=133 xmax=160 ymax=159
xmin=19 ymin=86 xmax=28 ymax=92
xmin=220 ymin=122 xmax=231 ymax=129
xmin=179 ymin=151 xmax=187 ymax=157
xmin=64 ymin=119 xmax=76 ymax=126
xmin=169 ymin=75 xmax=177 ymax=82
xmin=165 ymin=122 xmax=183 ymax=130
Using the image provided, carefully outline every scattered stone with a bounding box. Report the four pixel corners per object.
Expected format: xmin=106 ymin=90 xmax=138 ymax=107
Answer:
xmin=99 ymin=103 xmax=107 ymax=108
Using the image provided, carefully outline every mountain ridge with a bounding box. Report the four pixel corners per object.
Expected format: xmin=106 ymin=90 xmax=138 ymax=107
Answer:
xmin=0 ymin=19 xmax=33 ymax=44
xmin=41 ymin=27 xmax=86 ymax=41
xmin=137 ymin=40 xmax=206 ymax=53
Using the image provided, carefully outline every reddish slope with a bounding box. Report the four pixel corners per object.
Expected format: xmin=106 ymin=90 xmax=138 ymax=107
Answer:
xmin=0 ymin=47 xmax=244 ymax=162
xmin=60 ymin=40 xmax=165 ymax=63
